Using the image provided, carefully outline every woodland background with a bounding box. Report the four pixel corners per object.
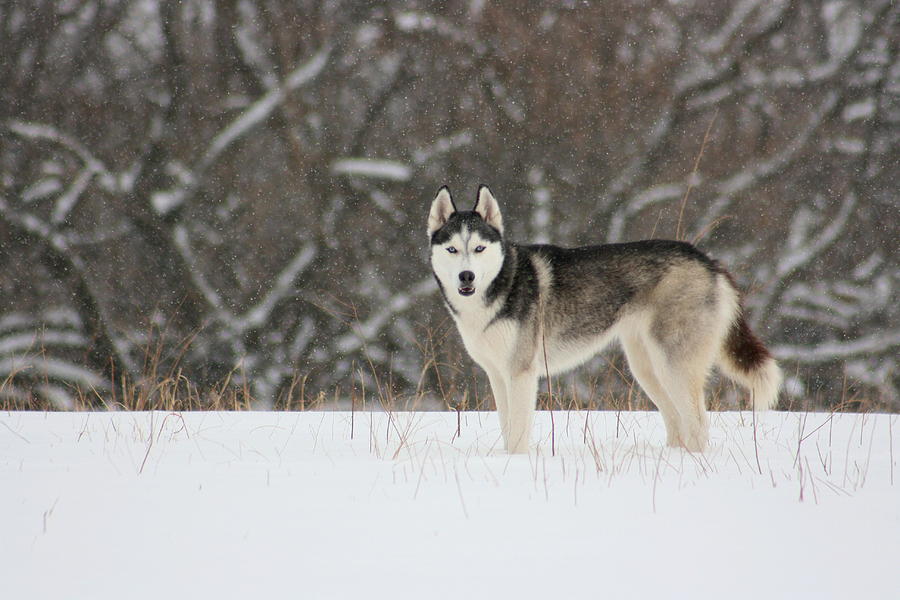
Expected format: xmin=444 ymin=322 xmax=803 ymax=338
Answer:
xmin=0 ymin=0 xmax=897 ymax=411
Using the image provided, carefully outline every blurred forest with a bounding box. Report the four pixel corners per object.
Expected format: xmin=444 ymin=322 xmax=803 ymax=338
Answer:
xmin=1 ymin=0 xmax=897 ymax=411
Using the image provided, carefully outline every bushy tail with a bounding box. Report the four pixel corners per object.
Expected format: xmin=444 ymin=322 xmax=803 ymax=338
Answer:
xmin=718 ymin=310 xmax=782 ymax=410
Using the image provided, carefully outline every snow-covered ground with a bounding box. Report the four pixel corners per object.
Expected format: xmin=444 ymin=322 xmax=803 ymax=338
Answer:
xmin=2 ymin=410 xmax=897 ymax=599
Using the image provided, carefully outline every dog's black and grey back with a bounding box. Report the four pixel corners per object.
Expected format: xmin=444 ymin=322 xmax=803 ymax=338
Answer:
xmin=428 ymin=185 xmax=781 ymax=454
xmin=496 ymin=240 xmax=716 ymax=332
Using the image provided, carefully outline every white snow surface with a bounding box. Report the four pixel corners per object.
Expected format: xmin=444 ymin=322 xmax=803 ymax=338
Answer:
xmin=2 ymin=410 xmax=897 ymax=600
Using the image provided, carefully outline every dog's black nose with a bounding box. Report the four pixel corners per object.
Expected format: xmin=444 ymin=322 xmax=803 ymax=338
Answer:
xmin=459 ymin=270 xmax=475 ymax=285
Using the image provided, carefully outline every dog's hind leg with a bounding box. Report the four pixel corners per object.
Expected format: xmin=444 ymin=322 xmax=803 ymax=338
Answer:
xmin=621 ymin=333 xmax=682 ymax=447
xmin=668 ymin=367 xmax=710 ymax=452
xmin=640 ymin=333 xmax=714 ymax=452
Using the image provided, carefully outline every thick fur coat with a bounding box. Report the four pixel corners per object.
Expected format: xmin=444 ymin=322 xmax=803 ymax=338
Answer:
xmin=429 ymin=186 xmax=781 ymax=454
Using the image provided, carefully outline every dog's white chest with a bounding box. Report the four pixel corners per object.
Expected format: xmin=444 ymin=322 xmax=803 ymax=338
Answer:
xmin=453 ymin=310 xmax=516 ymax=372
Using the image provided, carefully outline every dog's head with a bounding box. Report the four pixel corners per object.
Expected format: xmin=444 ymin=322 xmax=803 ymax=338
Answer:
xmin=427 ymin=185 xmax=504 ymax=302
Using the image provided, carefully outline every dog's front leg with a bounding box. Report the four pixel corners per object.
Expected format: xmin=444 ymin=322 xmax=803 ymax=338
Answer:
xmin=504 ymin=369 xmax=538 ymax=454
xmin=484 ymin=368 xmax=510 ymax=448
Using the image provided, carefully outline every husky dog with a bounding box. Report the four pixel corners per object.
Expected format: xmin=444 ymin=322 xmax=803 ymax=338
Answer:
xmin=428 ymin=185 xmax=781 ymax=454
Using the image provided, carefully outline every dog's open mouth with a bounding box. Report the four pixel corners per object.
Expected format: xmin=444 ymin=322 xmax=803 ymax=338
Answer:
xmin=458 ymin=286 xmax=475 ymax=297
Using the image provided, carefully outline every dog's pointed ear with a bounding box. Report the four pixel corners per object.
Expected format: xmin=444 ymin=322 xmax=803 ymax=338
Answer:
xmin=428 ymin=186 xmax=456 ymax=237
xmin=474 ymin=184 xmax=503 ymax=235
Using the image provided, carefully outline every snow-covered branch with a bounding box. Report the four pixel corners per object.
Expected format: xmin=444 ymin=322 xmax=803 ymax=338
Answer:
xmin=7 ymin=120 xmax=106 ymax=173
xmin=0 ymin=197 xmax=71 ymax=253
xmin=171 ymin=224 xmax=231 ymax=322
xmin=150 ymin=46 xmax=332 ymax=218
xmin=7 ymin=120 xmax=113 ymax=224
xmin=334 ymin=278 xmax=437 ymax=355
xmin=199 ymin=46 xmax=331 ymax=174
xmin=0 ymin=330 xmax=87 ymax=355
xmin=412 ymin=131 xmax=473 ymax=165
xmin=0 ymin=356 xmax=105 ymax=389
xmin=750 ymin=192 xmax=856 ymax=327
xmin=695 ymin=92 xmax=840 ymax=237
xmin=699 ymin=0 xmax=765 ymax=55
xmin=601 ymin=108 xmax=675 ymax=204
xmin=688 ymin=1 xmax=893 ymax=111
xmin=607 ymin=183 xmax=684 ymax=243
xmin=777 ymin=192 xmax=856 ymax=277
xmin=331 ymin=159 xmax=412 ymax=182
xmin=772 ymin=331 xmax=900 ymax=364
xmin=174 ymin=223 xmax=317 ymax=339
xmin=235 ymin=243 xmax=318 ymax=334
xmin=779 ymin=270 xmax=893 ymax=329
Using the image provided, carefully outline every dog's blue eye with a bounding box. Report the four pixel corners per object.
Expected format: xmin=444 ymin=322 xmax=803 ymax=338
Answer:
xmin=474 ymin=245 xmax=485 ymax=253
xmin=447 ymin=247 xmax=458 ymax=254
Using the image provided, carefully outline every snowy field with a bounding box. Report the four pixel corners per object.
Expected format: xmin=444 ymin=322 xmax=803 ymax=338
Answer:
xmin=2 ymin=410 xmax=897 ymax=600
